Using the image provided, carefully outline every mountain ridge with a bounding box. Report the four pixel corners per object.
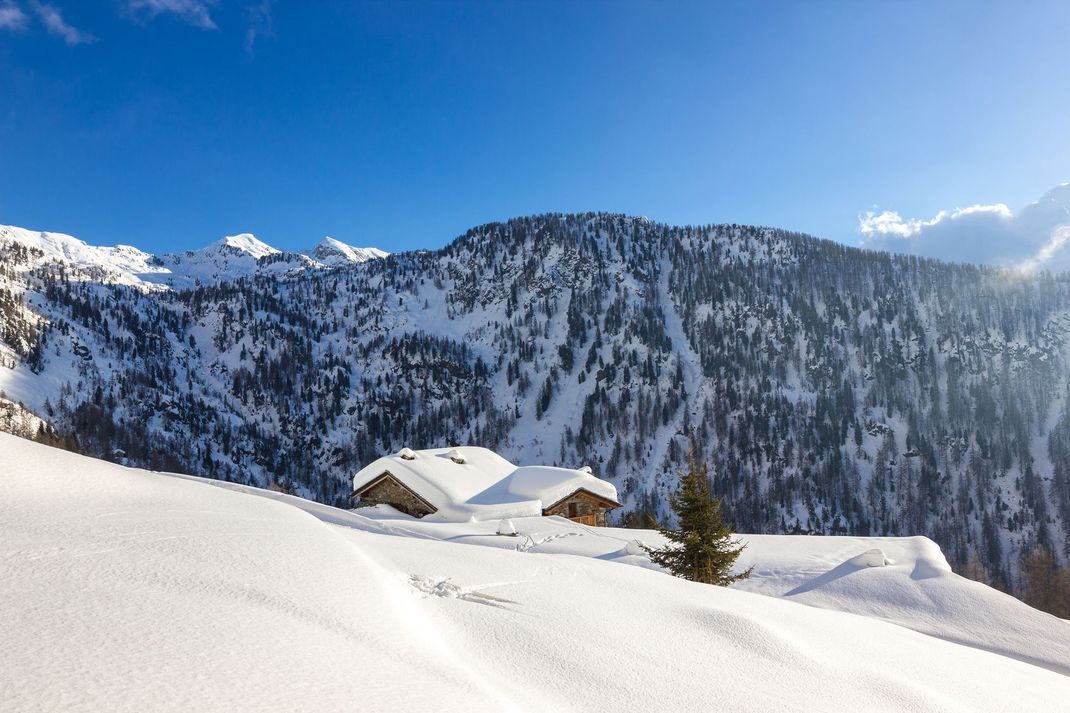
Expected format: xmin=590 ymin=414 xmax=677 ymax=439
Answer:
xmin=0 ymin=223 xmax=388 ymax=288
xmin=2 ymin=211 xmax=1069 ymax=596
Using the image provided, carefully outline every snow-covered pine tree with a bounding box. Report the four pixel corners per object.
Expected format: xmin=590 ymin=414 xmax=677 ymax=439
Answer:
xmin=644 ymin=446 xmax=751 ymax=586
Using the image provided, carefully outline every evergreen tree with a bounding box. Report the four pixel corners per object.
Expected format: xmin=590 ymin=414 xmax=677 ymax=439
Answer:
xmin=644 ymin=447 xmax=751 ymax=586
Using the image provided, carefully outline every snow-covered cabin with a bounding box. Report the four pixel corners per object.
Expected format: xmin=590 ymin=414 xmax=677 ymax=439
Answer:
xmin=350 ymin=447 xmax=621 ymax=525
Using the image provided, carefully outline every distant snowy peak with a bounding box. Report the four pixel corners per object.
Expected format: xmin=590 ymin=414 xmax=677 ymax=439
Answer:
xmin=0 ymin=224 xmax=168 ymax=287
xmin=1037 ymin=181 xmax=1070 ymax=203
xmin=208 ymin=233 xmax=281 ymax=259
xmin=1029 ymin=182 xmax=1070 ymax=221
xmin=2 ymin=224 xmax=385 ymax=288
xmin=146 ymin=233 xmax=386 ymax=287
xmin=309 ymin=236 xmax=389 ymax=264
xmin=150 ymin=234 xmax=284 ymax=288
xmin=0 ymin=224 xmax=279 ymax=288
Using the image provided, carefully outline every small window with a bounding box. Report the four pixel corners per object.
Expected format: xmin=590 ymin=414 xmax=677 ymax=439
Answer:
xmin=568 ymin=502 xmax=580 ymax=518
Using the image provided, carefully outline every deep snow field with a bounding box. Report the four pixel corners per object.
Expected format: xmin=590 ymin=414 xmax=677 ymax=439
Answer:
xmin=2 ymin=433 xmax=1069 ymax=712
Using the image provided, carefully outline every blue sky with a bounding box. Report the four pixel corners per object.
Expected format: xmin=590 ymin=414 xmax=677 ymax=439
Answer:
xmin=1 ymin=1 xmax=1068 ymax=257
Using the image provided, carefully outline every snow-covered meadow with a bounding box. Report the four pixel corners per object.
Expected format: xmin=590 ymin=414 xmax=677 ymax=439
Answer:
xmin=2 ymin=433 xmax=1068 ymax=712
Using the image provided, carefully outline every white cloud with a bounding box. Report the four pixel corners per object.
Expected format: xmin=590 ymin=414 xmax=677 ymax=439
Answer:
xmin=243 ymin=0 xmax=273 ymax=55
xmin=859 ymin=183 xmax=1070 ymax=273
xmin=125 ymin=0 xmax=217 ymax=30
xmin=29 ymin=1 xmax=94 ymax=45
xmin=0 ymin=1 xmax=28 ymax=32
xmin=1016 ymin=225 xmax=1070 ymax=274
xmin=860 ymin=204 xmax=1014 ymax=241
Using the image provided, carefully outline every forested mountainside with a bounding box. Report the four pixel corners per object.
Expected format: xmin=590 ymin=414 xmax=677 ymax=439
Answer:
xmin=2 ymin=214 xmax=1070 ymax=590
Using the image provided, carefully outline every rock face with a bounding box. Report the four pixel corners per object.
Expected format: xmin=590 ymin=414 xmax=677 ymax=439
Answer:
xmin=2 ymin=212 xmax=1070 ymax=589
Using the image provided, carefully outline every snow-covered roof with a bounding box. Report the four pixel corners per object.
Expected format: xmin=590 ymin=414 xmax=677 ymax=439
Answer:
xmin=352 ymin=446 xmax=619 ymax=522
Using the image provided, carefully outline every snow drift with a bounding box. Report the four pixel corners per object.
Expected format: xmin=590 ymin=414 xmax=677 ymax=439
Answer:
xmin=2 ymin=433 xmax=1068 ymax=713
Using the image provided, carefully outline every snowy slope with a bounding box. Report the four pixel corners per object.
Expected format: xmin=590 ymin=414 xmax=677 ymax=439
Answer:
xmin=352 ymin=507 xmax=1070 ymax=676
xmin=734 ymin=534 xmax=1070 ymax=675
xmin=2 ymin=434 xmax=1068 ymax=713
